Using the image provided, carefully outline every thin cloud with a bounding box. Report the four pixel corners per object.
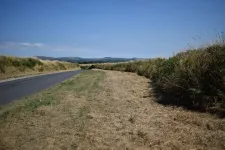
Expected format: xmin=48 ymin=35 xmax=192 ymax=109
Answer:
xmin=19 ymin=43 xmax=44 ymax=47
xmin=0 ymin=42 xmax=100 ymax=54
xmin=0 ymin=42 xmax=44 ymax=49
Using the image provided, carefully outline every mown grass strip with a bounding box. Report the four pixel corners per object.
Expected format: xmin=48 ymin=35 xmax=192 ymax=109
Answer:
xmin=0 ymin=70 xmax=105 ymax=120
xmin=0 ymin=70 xmax=105 ymax=149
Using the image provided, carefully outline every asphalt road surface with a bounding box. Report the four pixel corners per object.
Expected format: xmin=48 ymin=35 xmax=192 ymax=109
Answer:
xmin=0 ymin=70 xmax=83 ymax=105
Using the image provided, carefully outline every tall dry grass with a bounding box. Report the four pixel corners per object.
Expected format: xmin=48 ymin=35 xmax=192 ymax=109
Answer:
xmin=92 ymin=44 xmax=225 ymax=116
xmin=0 ymin=56 xmax=79 ymax=80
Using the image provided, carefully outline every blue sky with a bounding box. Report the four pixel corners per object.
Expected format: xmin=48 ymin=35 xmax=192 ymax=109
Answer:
xmin=0 ymin=0 xmax=225 ymax=58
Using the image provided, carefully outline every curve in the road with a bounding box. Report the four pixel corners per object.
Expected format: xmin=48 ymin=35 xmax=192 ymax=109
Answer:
xmin=0 ymin=70 xmax=83 ymax=105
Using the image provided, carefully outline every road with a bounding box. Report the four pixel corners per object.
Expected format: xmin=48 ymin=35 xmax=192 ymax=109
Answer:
xmin=0 ymin=70 xmax=83 ymax=105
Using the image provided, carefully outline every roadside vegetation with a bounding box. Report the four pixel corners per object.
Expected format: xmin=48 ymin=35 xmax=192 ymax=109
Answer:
xmin=0 ymin=56 xmax=79 ymax=80
xmin=0 ymin=70 xmax=105 ymax=149
xmin=1 ymin=70 xmax=224 ymax=149
xmin=92 ymin=43 xmax=225 ymax=116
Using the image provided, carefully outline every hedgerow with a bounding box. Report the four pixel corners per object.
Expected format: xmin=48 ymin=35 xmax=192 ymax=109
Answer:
xmin=93 ymin=44 xmax=225 ymax=116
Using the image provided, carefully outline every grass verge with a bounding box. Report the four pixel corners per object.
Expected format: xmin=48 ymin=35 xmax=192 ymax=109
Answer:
xmin=1 ymin=70 xmax=224 ymax=149
xmin=0 ymin=70 xmax=105 ymax=149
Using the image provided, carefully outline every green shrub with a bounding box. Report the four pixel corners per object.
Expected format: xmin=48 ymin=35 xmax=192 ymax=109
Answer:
xmin=11 ymin=59 xmax=22 ymax=67
xmin=0 ymin=56 xmax=8 ymax=73
xmin=92 ymin=44 xmax=225 ymax=115
xmin=0 ymin=64 xmax=5 ymax=73
xmin=57 ymin=62 xmax=66 ymax=70
xmin=20 ymin=58 xmax=41 ymax=68
xmin=37 ymin=66 xmax=44 ymax=72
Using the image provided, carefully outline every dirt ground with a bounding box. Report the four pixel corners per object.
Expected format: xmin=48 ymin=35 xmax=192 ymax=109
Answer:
xmin=1 ymin=70 xmax=225 ymax=150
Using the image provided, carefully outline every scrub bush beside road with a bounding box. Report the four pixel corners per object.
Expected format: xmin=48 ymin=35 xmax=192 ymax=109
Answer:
xmin=93 ymin=44 xmax=225 ymax=116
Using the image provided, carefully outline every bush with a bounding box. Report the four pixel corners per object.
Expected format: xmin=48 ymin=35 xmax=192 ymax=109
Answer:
xmin=92 ymin=44 xmax=225 ymax=115
xmin=0 ymin=65 xmax=5 ymax=73
xmin=57 ymin=62 xmax=66 ymax=70
xmin=21 ymin=58 xmax=43 ymax=68
xmin=38 ymin=66 xmax=44 ymax=72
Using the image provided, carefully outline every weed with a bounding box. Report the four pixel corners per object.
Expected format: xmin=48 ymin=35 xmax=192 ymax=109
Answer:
xmin=25 ymin=96 xmax=56 ymax=111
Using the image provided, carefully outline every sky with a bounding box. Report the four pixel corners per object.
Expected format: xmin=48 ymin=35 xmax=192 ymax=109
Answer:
xmin=0 ymin=0 xmax=225 ymax=58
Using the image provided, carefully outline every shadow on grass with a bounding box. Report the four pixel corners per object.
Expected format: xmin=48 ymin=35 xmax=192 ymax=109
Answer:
xmin=149 ymin=82 xmax=225 ymax=118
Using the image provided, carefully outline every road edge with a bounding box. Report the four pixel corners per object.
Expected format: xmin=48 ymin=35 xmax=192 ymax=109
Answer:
xmin=0 ymin=69 xmax=81 ymax=84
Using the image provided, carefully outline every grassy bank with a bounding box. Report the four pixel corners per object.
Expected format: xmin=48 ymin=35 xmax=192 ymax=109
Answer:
xmin=0 ymin=70 xmax=105 ymax=149
xmin=92 ymin=44 xmax=225 ymax=116
xmin=0 ymin=56 xmax=79 ymax=80
xmin=1 ymin=70 xmax=224 ymax=149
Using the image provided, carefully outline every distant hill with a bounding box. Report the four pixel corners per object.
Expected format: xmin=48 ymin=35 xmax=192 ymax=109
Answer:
xmin=35 ymin=56 xmax=139 ymax=64
xmin=35 ymin=56 xmax=56 ymax=60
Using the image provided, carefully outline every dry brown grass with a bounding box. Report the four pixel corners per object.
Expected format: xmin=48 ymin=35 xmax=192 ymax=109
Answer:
xmin=78 ymin=70 xmax=225 ymax=150
xmin=0 ymin=94 xmax=88 ymax=149
xmin=0 ymin=71 xmax=104 ymax=150
xmin=0 ymin=70 xmax=225 ymax=149
xmin=0 ymin=56 xmax=79 ymax=80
